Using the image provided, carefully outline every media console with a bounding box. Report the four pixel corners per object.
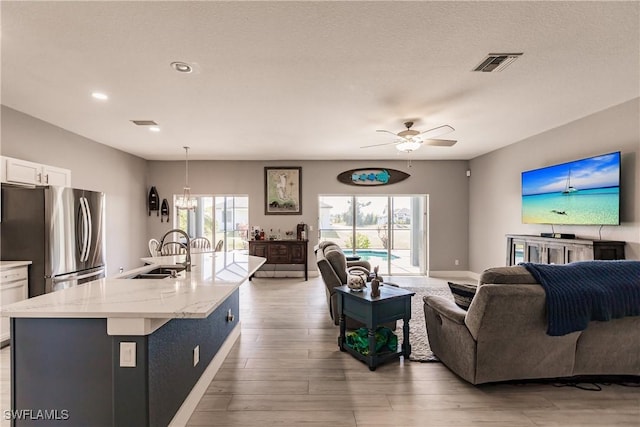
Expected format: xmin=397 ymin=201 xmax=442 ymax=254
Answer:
xmin=506 ymin=234 xmax=625 ymax=266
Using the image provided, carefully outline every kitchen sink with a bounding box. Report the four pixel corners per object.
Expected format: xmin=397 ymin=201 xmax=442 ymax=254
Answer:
xmin=130 ymin=265 xmax=186 ymax=279
xmin=146 ymin=266 xmax=186 ymax=275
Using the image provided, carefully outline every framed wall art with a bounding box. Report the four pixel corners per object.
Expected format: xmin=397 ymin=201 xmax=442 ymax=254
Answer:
xmin=264 ymin=166 xmax=302 ymax=215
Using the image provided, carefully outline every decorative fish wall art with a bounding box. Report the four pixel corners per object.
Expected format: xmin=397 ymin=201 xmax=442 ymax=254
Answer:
xmin=337 ymin=168 xmax=410 ymax=186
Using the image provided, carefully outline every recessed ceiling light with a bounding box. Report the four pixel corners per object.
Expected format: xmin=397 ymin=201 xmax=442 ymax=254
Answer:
xmin=149 ymin=126 xmax=160 ymax=132
xmin=170 ymin=61 xmax=193 ymax=73
xmin=91 ymin=92 xmax=108 ymax=100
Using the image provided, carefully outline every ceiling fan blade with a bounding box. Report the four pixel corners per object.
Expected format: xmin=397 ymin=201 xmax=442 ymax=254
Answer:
xmin=360 ymin=141 xmax=399 ymax=149
xmin=419 ymin=125 xmax=455 ymax=140
xmin=376 ymin=129 xmax=400 ymax=137
xmin=423 ymin=138 xmax=457 ymax=147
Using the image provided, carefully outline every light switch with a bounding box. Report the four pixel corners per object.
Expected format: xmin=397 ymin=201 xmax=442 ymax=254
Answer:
xmin=120 ymin=342 xmax=136 ymax=368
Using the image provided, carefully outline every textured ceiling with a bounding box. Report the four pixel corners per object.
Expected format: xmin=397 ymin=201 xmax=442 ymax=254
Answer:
xmin=1 ymin=1 xmax=638 ymax=161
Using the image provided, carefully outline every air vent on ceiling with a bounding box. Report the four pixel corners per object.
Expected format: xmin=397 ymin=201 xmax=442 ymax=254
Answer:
xmin=473 ymin=53 xmax=523 ymax=72
xmin=131 ymin=120 xmax=158 ymax=126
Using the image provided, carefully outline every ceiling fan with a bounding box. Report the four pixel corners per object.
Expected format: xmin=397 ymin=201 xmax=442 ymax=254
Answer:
xmin=362 ymin=121 xmax=457 ymax=153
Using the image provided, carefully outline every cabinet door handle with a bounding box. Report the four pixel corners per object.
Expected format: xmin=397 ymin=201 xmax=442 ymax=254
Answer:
xmin=44 ymin=173 xmax=49 ymax=184
xmin=37 ymin=172 xmax=42 ymax=183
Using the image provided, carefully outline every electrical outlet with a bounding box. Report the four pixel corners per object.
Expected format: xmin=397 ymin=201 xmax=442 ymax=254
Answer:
xmin=120 ymin=342 xmax=136 ymax=368
xmin=193 ymin=345 xmax=200 ymax=367
xmin=309 ymin=225 xmax=313 ymax=231
xmin=455 ymin=259 xmax=460 ymax=266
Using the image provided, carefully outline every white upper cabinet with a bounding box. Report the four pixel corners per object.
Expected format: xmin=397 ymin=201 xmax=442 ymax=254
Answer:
xmin=40 ymin=164 xmax=71 ymax=186
xmin=1 ymin=156 xmax=71 ymax=187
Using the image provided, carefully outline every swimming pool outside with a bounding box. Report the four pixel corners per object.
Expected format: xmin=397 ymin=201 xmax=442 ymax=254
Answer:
xmin=353 ymin=249 xmax=400 ymax=262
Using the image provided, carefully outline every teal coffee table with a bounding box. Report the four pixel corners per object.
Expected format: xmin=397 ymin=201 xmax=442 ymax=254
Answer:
xmin=336 ymin=284 xmax=415 ymax=370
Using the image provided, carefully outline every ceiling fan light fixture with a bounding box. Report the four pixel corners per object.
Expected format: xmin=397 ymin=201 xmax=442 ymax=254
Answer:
xmin=396 ymin=140 xmax=421 ymax=153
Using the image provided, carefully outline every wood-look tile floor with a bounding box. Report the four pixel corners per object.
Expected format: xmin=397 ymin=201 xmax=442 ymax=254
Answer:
xmin=187 ymin=276 xmax=640 ymax=427
xmin=1 ymin=276 xmax=638 ymax=427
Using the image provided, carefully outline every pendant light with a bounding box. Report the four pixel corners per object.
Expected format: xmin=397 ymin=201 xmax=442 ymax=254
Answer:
xmin=176 ymin=146 xmax=197 ymax=210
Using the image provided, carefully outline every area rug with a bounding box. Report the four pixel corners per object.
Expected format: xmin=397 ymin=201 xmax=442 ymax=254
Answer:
xmin=396 ymin=285 xmax=454 ymax=363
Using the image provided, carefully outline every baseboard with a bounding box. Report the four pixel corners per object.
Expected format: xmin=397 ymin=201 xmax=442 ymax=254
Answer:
xmin=430 ymin=270 xmax=480 ymax=281
xmin=252 ymin=270 xmax=319 ymax=279
xmin=168 ymin=323 xmax=241 ymax=427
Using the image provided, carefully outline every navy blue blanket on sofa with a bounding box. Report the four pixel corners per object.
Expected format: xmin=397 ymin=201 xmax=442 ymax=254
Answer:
xmin=521 ymin=261 xmax=640 ymax=336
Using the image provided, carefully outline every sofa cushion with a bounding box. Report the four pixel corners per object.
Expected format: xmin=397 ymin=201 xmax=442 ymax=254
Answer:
xmin=447 ymin=282 xmax=477 ymax=310
xmin=325 ymin=247 xmax=348 ymax=284
xmin=479 ymin=266 xmax=538 ymax=285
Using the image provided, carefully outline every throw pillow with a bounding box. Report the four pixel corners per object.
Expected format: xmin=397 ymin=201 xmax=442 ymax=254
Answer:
xmin=447 ymin=282 xmax=478 ymax=310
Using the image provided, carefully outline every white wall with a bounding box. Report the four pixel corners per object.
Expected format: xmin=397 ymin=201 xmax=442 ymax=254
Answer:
xmin=469 ymin=98 xmax=640 ymax=273
xmin=146 ymin=159 xmax=470 ymax=272
xmin=1 ymin=106 xmax=148 ymax=275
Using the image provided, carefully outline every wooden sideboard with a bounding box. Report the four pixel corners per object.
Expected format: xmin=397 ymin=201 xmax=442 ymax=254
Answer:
xmin=506 ymin=234 xmax=625 ymax=266
xmin=248 ymin=239 xmax=308 ymax=280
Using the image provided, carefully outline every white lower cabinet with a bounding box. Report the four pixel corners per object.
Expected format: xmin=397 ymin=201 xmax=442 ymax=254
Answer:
xmin=0 ymin=264 xmax=29 ymax=344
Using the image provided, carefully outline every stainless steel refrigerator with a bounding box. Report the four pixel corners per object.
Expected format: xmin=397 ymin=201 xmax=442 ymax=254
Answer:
xmin=1 ymin=185 xmax=106 ymax=296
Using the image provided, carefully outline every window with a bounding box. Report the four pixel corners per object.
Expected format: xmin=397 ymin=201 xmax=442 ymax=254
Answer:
xmin=174 ymin=195 xmax=249 ymax=251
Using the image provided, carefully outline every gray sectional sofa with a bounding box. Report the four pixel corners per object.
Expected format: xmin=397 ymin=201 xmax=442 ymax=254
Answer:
xmin=423 ymin=265 xmax=640 ymax=385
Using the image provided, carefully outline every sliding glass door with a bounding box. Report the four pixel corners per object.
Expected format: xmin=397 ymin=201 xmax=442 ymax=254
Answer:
xmin=318 ymin=195 xmax=428 ymax=275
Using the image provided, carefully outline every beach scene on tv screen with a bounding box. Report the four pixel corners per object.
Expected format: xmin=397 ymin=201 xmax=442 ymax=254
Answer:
xmin=522 ymin=152 xmax=620 ymax=225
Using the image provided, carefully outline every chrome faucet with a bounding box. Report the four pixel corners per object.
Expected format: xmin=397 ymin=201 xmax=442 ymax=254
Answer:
xmin=158 ymin=229 xmax=192 ymax=272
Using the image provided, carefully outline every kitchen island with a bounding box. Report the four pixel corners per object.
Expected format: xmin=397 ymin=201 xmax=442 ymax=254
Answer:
xmin=1 ymin=252 xmax=265 ymax=427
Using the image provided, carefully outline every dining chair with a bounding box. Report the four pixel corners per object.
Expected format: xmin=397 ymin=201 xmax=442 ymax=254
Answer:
xmin=148 ymin=238 xmax=161 ymax=256
xmin=160 ymin=241 xmax=187 ymax=255
xmin=214 ymin=240 xmax=224 ymax=252
xmin=190 ymin=237 xmax=211 ymax=250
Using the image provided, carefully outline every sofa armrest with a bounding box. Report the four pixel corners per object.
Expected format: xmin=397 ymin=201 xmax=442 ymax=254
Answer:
xmin=347 ymin=260 xmax=372 ymax=270
xmin=423 ymin=295 xmax=466 ymax=325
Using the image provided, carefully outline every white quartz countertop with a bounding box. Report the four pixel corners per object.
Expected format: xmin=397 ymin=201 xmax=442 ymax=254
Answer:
xmin=0 ymin=260 xmax=32 ymax=269
xmin=0 ymin=252 xmax=265 ymax=320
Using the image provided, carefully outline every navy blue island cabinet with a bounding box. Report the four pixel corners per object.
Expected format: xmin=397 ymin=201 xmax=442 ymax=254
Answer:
xmin=10 ymin=290 xmax=239 ymax=427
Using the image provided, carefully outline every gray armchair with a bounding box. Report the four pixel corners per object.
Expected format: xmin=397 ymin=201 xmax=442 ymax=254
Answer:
xmin=315 ymin=241 xmax=395 ymax=330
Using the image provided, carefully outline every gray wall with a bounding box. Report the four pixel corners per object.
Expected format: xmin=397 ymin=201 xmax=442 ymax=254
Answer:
xmin=1 ymin=106 xmax=148 ymax=275
xmin=146 ymin=159 xmax=470 ymax=272
xmin=11 ymin=98 xmax=635 ymax=278
xmin=469 ymin=98 xmax=640 ymax=273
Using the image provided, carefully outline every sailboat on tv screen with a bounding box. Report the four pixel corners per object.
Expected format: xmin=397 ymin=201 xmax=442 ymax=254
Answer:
xmin=561 ymin=170 xmax=578 ymax=194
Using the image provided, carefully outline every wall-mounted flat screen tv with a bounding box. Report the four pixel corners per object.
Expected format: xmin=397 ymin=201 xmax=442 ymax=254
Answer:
xmin=521 ymin=151 xmax=621 ymax=225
